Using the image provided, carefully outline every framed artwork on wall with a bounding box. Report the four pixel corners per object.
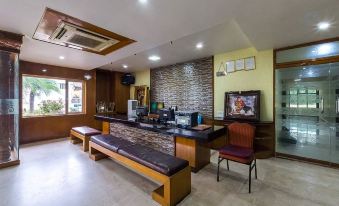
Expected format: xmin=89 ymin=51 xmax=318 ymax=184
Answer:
xmin=236 ymin=59 xmax=245 ymax=71
xmin=226 ymin=61 xmax=235 ymax=73
xmin=245 ymin=56 xmax=256 ymax=70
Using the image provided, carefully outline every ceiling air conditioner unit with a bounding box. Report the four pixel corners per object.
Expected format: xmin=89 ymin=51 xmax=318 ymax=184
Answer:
xmin=49 ymin=22 xmax=120 ymax=52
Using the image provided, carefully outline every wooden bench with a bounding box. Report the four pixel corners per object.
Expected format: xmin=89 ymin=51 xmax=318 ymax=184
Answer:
xmin=70 ymin=126 xmax=101 ymax=152
xmin=89 ymin=134 xmax=191 ymax=206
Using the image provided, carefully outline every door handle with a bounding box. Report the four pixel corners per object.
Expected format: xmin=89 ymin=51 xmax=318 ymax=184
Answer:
xmin=336 ymin=97 xmax=339 ymax=114
xmin=321 ymin=97 xmax=324 ymax=113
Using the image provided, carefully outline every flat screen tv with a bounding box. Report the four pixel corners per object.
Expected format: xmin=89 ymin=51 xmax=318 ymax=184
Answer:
xmin=224 ymin=90 xmax=260 ymax=122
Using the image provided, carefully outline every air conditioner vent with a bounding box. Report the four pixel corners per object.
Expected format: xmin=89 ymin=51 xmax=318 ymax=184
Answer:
xmin=49 ymin=21 xmax=120 ymax=52
xmin=68 ymin=34 xmax=103 ymax=48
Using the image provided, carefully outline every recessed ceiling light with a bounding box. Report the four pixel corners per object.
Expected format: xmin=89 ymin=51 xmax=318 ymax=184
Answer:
xmin=139 ymin=0 xmax=148 ymax=4
xmin=122 ymin=64 xmax=128 ymax=69
xmin=196 ymin=42 xmax=204 ymax=49
xmin=149 ymin=55 xmax=161 ymax=61
xmin=317 ymin=22 xmax=330 ymax=30
xmin=42 ymin=69 xmax=47 ymax=73
xmin=59 ymin=56 xmax=65 ymax=60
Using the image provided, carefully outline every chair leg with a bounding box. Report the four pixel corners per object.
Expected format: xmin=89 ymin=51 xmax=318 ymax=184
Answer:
xmin=255 ymin=158 xmax=258 ymax=179
xmin=217 ymin=157 xmax=221 ymax=182
xmin=249 ymin=163 xmax=252 ymax=193
xmin=226 ymin=159 xmax=229 ymax=171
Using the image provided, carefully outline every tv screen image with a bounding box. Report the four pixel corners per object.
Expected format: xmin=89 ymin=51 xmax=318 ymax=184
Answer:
xmin=224 ymin=91 xmax=260 ymax=121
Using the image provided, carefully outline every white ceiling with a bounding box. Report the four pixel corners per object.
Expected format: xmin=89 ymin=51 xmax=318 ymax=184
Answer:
xmin=0 ymin=0 xmax=338 ymax=71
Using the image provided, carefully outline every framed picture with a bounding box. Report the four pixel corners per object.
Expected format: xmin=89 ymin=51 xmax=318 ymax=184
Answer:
xmin=224 ymin=90 xmax=261 ymax=122
xmin=245 ymin=56 xmax=255 ymax=70
xmin=226 ymin=61 xmax=235 ymax=73
xmin=235 ymin=59 xmax=245 ymax=71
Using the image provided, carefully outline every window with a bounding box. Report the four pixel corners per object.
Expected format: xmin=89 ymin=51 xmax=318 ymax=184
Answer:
xmin=288 ymin=88 xmax=319 ymax=109
xmin=22 ymin=75 xmax=85 ymax=117
xmin=68 ymin=81 xmax=84 ymax=113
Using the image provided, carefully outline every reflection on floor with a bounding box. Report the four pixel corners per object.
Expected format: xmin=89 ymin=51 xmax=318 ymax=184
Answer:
xmin=1 ymin=139 xmax=339 ymax=206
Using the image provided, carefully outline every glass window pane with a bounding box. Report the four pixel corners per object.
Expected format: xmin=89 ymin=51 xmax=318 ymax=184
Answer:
xmin=276 ymin=41 xmax=339 ymax=63
xmin=68 ymin=81 xmax=84 ymax=113
xmin=22 ymin=76 xmax=66 ymax=116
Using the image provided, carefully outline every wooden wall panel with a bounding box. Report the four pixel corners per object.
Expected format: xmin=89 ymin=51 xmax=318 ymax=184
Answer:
xmin=20 ymin=61 xmax=97 ymax=144
xmin=114 ymin=72 xmax=130 ymax=114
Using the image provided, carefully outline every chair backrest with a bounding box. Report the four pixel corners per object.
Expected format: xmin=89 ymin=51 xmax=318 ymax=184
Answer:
xmin=228 ymin=122 xmax=256 ymax=149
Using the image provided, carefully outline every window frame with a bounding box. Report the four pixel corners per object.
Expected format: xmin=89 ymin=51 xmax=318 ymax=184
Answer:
xmin=22 ymin=74 xmax=86 ymax=118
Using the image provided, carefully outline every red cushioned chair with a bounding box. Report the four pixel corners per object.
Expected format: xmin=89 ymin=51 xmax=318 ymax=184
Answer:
xmin=217 ymin=122 xmax=257 ymax=193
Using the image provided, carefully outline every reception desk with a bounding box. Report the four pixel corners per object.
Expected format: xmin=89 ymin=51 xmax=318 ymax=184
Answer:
xmin=95 ymin=114 xmax=226 ymax=172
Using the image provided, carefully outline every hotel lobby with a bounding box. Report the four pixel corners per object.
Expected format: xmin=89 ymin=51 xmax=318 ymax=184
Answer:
xmin=0 ymin=1 xmax=339 ymax=206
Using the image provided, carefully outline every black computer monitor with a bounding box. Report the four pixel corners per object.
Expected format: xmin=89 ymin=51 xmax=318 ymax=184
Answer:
xmin=159 ymin=108 xmax=175 ymax=122
xmin=150 ymin=102 xmax=165 ymax=114
xmin=136 ymin=106 xmax=148 ymax=116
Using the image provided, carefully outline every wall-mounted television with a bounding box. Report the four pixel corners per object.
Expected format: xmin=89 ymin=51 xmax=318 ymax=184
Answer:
xmin=224 ymin=90 xmax=260 ymax=122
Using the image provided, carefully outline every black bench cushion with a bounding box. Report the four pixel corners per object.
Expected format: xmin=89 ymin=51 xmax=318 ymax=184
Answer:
xmin=72 ymin=126 xmax=101 ymax=136
xmin=91 ymin=135 xmax=134 ymax=153
xmin=118 ymin=144 xmax=188 ymax=176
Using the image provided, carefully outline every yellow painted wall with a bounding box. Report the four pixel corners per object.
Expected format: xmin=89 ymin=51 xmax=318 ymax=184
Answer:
xmin=214 ymin=47 xmax=274 ymax=121
xmin=130 ymin=69 xmax=151 ymax=99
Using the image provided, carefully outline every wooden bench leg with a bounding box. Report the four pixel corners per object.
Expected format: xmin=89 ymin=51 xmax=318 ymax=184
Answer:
xmin=152 ymin=166 xmax=191 ymax=206
xmin=69 ymin=132 xmax=82 ymax=144
xmin=89 ymin=142 xmax=108 ymax=161
xmin=83 ymin=136 xmax=90 ymax=152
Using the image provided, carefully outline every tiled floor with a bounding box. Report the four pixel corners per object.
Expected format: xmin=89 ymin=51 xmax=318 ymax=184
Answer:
xmin=1 ymin=139 xmax=339 ymax=206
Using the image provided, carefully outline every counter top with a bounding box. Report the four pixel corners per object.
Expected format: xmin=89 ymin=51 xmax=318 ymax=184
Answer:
xmin=95 ymin=114 xmax=226 ymax=142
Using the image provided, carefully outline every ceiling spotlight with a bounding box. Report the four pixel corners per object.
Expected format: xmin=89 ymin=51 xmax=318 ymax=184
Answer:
xmin=59 ymin=56 xmax=65 ymax=60
xmin=148 ymin=55 xmax=161 ymax=61
xmin=196 ymin=42 xmax=204 ymax=49
xmin=42 ymin=69 xmax=47 ymax=73
xmin=122 ymin=64 xmax=128 ymax=69
xmin=139 ymin=0 xmax=148 ymax=4
xmin=84 ymin=74 xmax=92 ymax=80
xmin=317 ymin=22 xmax=330 ymax=30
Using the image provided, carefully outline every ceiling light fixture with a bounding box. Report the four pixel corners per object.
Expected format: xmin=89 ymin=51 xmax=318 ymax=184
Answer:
xmin=122 ymin=64 xmax=128 ymax=69
xmin=84 ymin=74 xmax=92 ymax=80
xmin=317 ymin=22 xmax=330 ymax=30
xmin=294 ymin=79 xmax=301 ymax=82
xmin=42 ymin=69 xmax=47 ymax=73
xmin=148 ymin=55 xmax=161 ymax=61
xmin=196 ymin=42 xmax=204 ymax=49
xmin=139 ymin=0 xmax=148 ymax=4
xmin=59 ymin=56 xmax=65 ymax=60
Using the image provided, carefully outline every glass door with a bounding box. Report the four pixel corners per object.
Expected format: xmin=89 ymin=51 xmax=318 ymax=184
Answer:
xmin=329 ymin=63 xmax=339 ymax=165
xmin=275 ymin=63 xmax=333 ymax=162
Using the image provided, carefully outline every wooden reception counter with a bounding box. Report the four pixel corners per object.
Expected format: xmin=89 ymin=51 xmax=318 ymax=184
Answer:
xmin=95 ymin=114 xmax=226 ymax=172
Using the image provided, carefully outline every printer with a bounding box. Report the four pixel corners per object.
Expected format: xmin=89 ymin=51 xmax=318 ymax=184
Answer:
xmin=175 ymin=111 xmax=198 ymax=129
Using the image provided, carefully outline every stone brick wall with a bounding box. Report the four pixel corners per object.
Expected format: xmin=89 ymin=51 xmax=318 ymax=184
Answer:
xmin=110 ymin=122 xmax=175 ymax=156
xmin=150 ymin=57 xmax=213 ymax=119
